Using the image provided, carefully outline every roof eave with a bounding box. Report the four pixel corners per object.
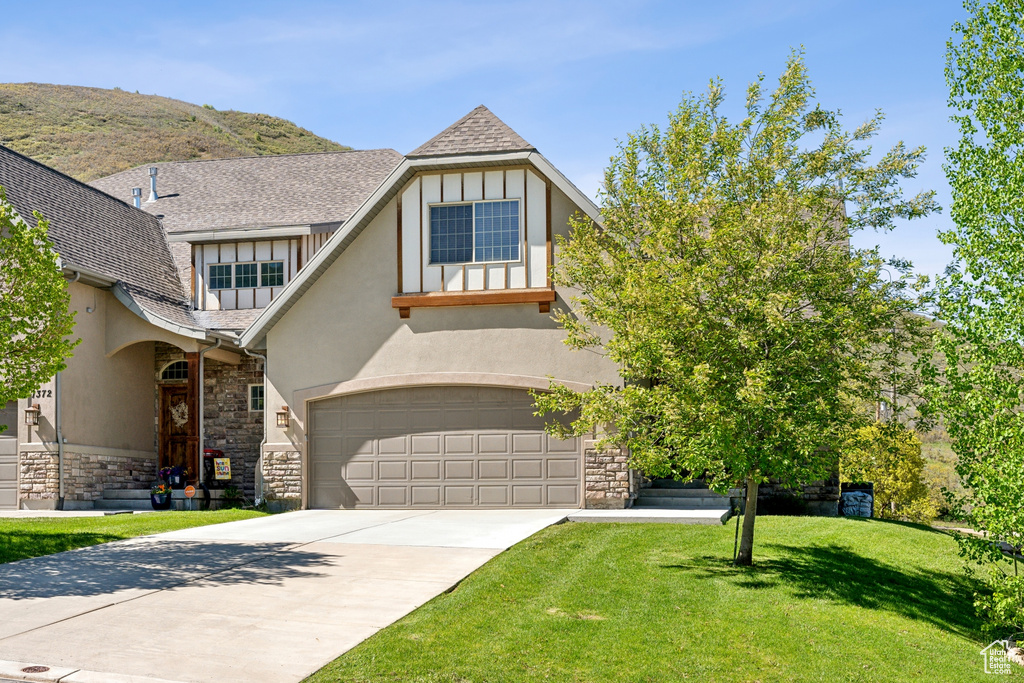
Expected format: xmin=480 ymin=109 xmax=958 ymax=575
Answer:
xmin=63 ymin=263 xmax=209 ymax=341
xmin=109 ymin=285 xmax=208 ymax=340
xmin=166 ymin=224 xmax=314 ymax=243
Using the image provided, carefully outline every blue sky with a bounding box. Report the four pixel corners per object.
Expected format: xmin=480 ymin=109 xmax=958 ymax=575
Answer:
xmin=1 ymin=1 xmax=968 ymax=279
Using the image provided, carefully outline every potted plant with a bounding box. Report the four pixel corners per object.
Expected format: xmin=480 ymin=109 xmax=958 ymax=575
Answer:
xmin=150 ymin=482 xmax=173 ymax=510
xmin=159 ymin=466 xmax=188 ymax=489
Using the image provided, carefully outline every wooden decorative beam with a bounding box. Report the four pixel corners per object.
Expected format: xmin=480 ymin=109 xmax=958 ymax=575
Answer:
xmin=392 ymin=288 xmax=556 ymax=317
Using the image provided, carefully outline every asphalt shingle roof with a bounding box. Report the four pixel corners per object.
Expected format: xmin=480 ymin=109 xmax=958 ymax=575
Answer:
xmin=193 ymin=308 xmax=263 ymax=333
xmin=90 ymin=149 xmax=403 ymax=233
xmin=408 ymin=106 xmax=535 ymax=158
xmin=0 ymin=145 xmax=196 ymax=330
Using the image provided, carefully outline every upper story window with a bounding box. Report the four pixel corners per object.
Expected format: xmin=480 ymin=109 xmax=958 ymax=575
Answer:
xmin=261 ymin=262 xmax=284 ymax=287
xmin=209 ymin=260 xmax=284 ymax=290
xmin=209 ymin=264 xmax=233 ymax=290
xmin=430 ymin=199 xmax=520 ymax=265
xmin=235 ymin=263 xmax=258 ymax=288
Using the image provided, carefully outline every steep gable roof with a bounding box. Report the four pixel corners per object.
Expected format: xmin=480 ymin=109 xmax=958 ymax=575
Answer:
xmin=240 ymin=151 xmax=601 ymax=349
xmin=90 ymin=149 xmax=404 ymax=233
xmin=0 ymin=144 xmax=199 ymax=334
xmin=408 ymin=106 xmax=535 ymax=158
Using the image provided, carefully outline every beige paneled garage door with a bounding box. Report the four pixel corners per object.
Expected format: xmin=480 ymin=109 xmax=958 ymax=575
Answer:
xmin=308 ymin=386 xmax=581 ymax=509
xmin=0 ymin=401 xmax=18 ymax=510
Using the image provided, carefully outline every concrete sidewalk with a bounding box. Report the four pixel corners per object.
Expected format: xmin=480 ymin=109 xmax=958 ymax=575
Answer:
xmin=0 ymin=509 xmax=571 ymax=683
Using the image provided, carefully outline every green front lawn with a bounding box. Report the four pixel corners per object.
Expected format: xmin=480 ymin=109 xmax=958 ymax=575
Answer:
xmin=0 ymin=509 xmax=266 ymax=564
xmin=310 ymin=517 xmax=1005 ymax=682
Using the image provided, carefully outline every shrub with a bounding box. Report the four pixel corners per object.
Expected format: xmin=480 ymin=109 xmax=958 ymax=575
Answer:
xmin=841 ymin=422 xmax=937 ymax=523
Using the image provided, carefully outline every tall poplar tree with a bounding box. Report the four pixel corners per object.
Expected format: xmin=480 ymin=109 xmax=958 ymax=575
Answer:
xmin=927 ymin=0 xmax=1024 ymax=631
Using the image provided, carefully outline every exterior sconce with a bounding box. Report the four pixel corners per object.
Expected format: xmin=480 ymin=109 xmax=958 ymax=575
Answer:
xmin=24 ymin=404 xmax=40 ymax=426
xmin=276 ymin=405 xmax=290 ymax=428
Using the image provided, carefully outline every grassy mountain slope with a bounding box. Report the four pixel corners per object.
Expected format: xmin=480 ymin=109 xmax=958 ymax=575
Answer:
xmin=0 ymin=83 xmax=349 ymax=181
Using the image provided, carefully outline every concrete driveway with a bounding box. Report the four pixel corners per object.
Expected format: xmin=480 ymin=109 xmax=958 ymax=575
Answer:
xmin=0 ymin=509 xmax=571 ymax=683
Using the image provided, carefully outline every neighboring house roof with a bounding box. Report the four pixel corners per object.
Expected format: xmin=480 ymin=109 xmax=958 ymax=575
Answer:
xmin=0 ymin=144 xmax=201 ymax=336
xmin=90 ymin=149 xmax=403 ymax=234
xmin=408 ymin=106 xmax=535 ymax=158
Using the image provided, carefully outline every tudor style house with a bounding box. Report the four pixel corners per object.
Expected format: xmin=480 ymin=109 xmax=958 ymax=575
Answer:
xmin=0 ymin=107 xmax=641 ymax=511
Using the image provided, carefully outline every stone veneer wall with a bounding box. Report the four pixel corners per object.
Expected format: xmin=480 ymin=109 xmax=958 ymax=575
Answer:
xmin=584 ymin=439 xmax=636 ymax=509
xmin=721 ymin=477 xmax=840 ymax=517
xmin=263 ymin=450 xmax=302 ymax=510
xmin=756 ymin=477 xmax=841 ymax=516
xmin=155 ymin=342 xmax=263 ymax=498
xmin=20 ymin=450 xmax=155 ymax=505
xmin=19 ymin=451 xmax=57 ymax=505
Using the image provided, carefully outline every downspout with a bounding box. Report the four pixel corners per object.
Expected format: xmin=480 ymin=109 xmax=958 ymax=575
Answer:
xmin=197 ymin=338 xmax=222 ymax=486
xmin=56 ymin=271 xmax=81 ymax=511
xmin=244 ymin=349 xmax=267 ymax=506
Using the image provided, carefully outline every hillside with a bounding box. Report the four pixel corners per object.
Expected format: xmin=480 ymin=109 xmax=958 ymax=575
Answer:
xmin=0 ymin=83 xmax=349 ymax=182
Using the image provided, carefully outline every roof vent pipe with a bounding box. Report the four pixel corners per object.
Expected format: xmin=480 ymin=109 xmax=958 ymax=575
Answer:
xmin=132 ymin=187 xmax=142 ymax=209
xmin=147 ymin=167 xmax=158 ymax=202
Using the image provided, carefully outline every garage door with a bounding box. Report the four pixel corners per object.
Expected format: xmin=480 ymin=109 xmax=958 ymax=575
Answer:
xmin=309 ymin=386 xmax=581 ymax=509
xmin=0 ymin=402 xmax=18 ymax=510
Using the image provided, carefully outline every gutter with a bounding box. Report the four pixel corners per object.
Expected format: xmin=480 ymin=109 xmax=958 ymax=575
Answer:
xmin=197 ymin=338 xmax=222 ymax=485
xmin=56 ymin=271 xmax=81 ymax=510
xmin=244 ymin=349 xmax=268 ymax=506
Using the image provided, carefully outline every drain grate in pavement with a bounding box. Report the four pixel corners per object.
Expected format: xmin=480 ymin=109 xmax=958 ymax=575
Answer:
xmin=21 ymin=665 xmax=49 ymax=673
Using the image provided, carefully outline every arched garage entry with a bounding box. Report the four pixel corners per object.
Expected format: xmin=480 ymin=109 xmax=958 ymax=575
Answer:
xmin=307 ymin=385 xmax=582 ymax=509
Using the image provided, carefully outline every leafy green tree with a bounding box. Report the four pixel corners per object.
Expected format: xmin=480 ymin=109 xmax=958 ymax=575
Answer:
xmin=534 ymin=52 xmax=936 ymax=565
xmin=925 ymin=0 xmax=1024 ymax=633
xmin=0 ymin=187 xmax=78 ymax=432
xmin=840 ymin=422 xmax=936 ymax=523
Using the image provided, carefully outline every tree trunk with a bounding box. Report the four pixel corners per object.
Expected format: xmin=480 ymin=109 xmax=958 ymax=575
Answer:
xmin=735 ymin=477 xmax=759 ymax=566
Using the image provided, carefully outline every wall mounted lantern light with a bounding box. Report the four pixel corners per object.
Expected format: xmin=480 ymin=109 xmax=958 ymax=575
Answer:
xmin=276 ymin=405 xmax=290 ymax=428
xmin=24 ymin=404 xmax=40 ymax=426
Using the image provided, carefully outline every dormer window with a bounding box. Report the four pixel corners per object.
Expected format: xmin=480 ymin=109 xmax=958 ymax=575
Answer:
xmin=209 ymin=264 xmax=233 ymax=290
xmin=235 ymin=263 xmax=258 ymax=288
xmin=261 ymin=262 xmax=284 ymax=287
xmin=208 ymin=260 xmax=284 ymax=290
xmin=430 ymin=199 xmax=520 ymax=265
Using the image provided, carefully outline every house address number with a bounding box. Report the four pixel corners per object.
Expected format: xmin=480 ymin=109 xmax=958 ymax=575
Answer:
xmin=31 ymin=389 xmax=52 ymax=399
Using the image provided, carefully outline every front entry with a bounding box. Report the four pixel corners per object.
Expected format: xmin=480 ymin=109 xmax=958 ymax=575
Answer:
xmin=160 ymin=384 xmax=198 ymax=481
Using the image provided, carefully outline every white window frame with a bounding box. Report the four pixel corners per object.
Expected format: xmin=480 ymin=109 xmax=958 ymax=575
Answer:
xmin=427 ymin=198 xmax=522 ymax=266
xmin=207 ymin=260 xmax=285 ymax=291
xmin=248 ymin=384 xmax=265 ymax=412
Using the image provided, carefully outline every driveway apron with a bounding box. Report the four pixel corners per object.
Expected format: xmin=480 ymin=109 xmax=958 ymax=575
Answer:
xmin=0 ymin=509 xmax=570 ymax=683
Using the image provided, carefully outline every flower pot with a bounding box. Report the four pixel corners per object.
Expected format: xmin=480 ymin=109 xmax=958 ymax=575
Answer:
xmin=168 ymin=474 xmax=186 ymax=489
xmin=151 ymin=493 xmax=173 ymax=510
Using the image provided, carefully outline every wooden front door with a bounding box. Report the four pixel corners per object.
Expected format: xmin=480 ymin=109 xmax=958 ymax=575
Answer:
xmin=160 ymin=384 xmax=198 ymax=481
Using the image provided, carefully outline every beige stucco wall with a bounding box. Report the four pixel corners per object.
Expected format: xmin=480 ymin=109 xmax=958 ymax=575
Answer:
xmin=20 ymin=281 xmax=198 ymax=456
xmin=263 ymin=180 xmax=621 ymax=449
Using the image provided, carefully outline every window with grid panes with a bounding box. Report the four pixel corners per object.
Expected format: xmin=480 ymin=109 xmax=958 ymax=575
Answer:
xmin=208 ymin=264 xmax=232 ymax=290
xmin=261 ymin=261 xmax=284 ymax=287
xmin=235 ymin=262 xmax=258 ymax=288
xmin=429 ymin=199 xmax=519 ymax=265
